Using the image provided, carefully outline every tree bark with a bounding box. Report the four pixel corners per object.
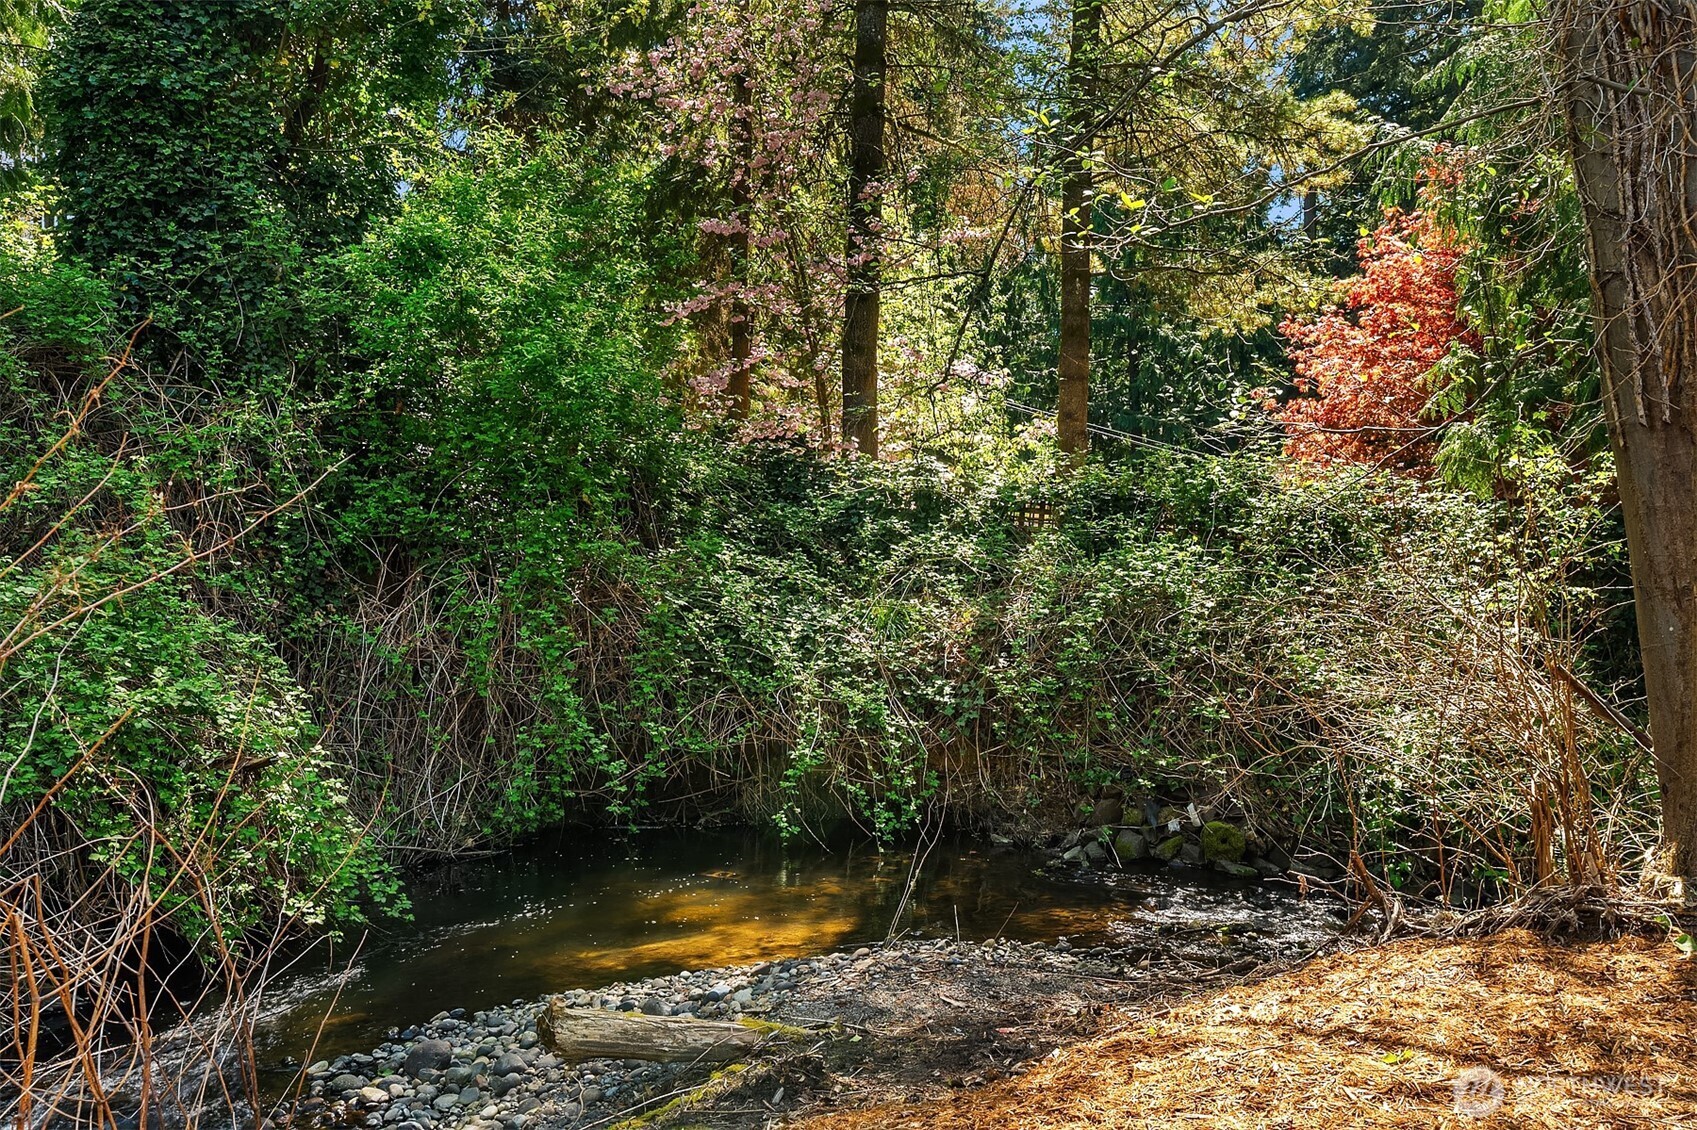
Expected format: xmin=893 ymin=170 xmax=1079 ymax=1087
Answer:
xmin=1555 ymin=0 xmax=1697 ymax=888
xmin=536 ymin=1002 xmax=767 ymax=1064
xmin=1056 ymin=0 xmax=1100 ymax=465
xmin=689 ymin=236 xmax=731 ymax=400
xmin=842 ymin=0 xmax=887 ymax=457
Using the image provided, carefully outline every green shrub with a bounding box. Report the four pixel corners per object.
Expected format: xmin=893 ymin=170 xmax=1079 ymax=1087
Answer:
xmin=0 ymin=251 xmax=399 ymax=941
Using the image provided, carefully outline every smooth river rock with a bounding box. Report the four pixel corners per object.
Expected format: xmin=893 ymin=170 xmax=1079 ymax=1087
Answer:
xmin=403 ymin=1039 xmax=454 ymax=1078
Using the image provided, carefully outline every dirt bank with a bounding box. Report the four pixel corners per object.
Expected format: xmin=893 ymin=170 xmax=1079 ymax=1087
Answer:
xmin=791 ymin=929 xmax=1697 ymax=1129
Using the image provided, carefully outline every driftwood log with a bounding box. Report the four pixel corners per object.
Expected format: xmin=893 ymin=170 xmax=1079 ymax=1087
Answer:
xmin=535 ymin=1001 xmax=767 ymax=1064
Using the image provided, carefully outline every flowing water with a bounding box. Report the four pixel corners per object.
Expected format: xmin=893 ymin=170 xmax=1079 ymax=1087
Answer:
xmin=251 ymin=826 xmax=1338 ymax=1079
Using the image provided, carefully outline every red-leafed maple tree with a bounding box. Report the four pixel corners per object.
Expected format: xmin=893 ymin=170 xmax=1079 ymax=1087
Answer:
xmin=1274 ymin=202 xmax=1478 ymax=472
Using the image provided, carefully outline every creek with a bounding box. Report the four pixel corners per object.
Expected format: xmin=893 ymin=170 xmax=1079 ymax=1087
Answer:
xmin=252 ymin=826 xmax=1340 ymax=1083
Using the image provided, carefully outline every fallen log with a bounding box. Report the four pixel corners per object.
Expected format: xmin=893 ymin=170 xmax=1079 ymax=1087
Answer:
xmin=535 ymin=1002 xmax=767 ymax=1064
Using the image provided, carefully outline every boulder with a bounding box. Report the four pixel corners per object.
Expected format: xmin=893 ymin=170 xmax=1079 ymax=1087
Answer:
xmin=1113 ymin=829 xmax=1148 ymax=862
xmin=1088 ymin=796 xmax=1124 ymax=826
xmin=1214 ymin=860 xmax=1259 ymax=879
xmin=402 ymin=1039 xmax=453 ymax=1079
xmin=1200 ymin=821 xmax=1247 ymax=863
xmin=491 ymin=1051 xmax=528 ymax=1076
xmin=1153 ymin=834 xmax=1186 ymax=861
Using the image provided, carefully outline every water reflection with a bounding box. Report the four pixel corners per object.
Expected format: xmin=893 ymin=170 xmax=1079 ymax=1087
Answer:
xmin=255 ymin=828 xmax=1150 ymax=1065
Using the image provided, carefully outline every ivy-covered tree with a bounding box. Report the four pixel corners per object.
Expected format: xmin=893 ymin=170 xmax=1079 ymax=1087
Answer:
xmin=43 ymin=0 xmax=295 ymax=371
xmin=41 ymin=0 xmax=469 ymax=376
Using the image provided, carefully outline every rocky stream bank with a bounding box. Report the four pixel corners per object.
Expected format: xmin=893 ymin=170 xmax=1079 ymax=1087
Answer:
xmin=1038 ymin=797 xmax=1333 ymax=882
xmin=289 ymin=838 xmax=1346 ymax=1130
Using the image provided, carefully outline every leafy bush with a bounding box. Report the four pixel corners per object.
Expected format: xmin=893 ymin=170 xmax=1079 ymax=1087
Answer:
xmin=306 ymin=131 xmax=689 ymax=561
xmin=0 ymin=250 xmax=399 ymax=941
xmin=269 ymin=135 xmax=696 ymax=845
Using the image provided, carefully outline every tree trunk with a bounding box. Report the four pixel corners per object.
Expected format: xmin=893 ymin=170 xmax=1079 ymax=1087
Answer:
xmin=536 ymin=1002 xmax=767 ymax=1064
xmin=842 ymin=0 xmax=887 ymax=457
xmin=690 ymin=236 xmax=731 ymax=401
xmin=1556 ymin=0 xmax=1697 ymax=889
xmin=727 ymin=49 xmax=755 ymax=420
xmin=1056 ymin=0 xmax=1100 ymax=465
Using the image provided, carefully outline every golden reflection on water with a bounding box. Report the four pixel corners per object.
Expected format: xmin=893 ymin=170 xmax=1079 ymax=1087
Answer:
xmin=522 ymin=880 xmax=870 ymax=981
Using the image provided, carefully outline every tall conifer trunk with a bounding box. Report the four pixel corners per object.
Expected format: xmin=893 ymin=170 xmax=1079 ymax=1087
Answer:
xmin=1556 ymin=0 xmax=1697 ymax=889
xmin=1057 ymin=0 xmax=1100 ymax=464
xmin=842 ymin=0 xmax=887 ymax=456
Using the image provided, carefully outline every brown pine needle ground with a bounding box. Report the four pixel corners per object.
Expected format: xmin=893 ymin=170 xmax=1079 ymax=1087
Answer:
xmin=795 ymin=930 xmax=1697 ymax=1129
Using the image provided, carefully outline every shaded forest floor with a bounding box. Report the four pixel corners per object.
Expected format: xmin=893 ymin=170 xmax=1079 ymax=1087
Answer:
xmin=777 ymin=930 xmax=1697 ymax=1130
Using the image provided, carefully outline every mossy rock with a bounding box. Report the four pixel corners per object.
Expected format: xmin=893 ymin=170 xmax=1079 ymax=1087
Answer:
xmin=1153 ymin=834 xmax=1186 ymax=861
xmin=1113 ymin=829 xmax=1148 ymax=861
xmin=1200 ymin=820 xmax=1246 ymax=863
xmin=1155 ymin=805 xmax=1188 ymax=829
